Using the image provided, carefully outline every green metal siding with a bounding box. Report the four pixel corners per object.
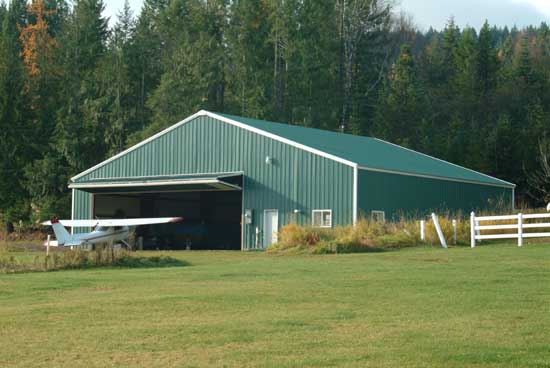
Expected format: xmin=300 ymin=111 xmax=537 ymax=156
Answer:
xmin=357 ymin=169 xmax=513 ymax=220
xmin=72 ymin=189 xmax=93 ymax=234
xmin=73 ymin=116 xmax=354 ymax=249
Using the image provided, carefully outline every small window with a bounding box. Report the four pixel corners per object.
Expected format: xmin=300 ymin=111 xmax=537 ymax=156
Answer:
xmin=371 ymin=211 xmax=385 ymax=223
xmin=312 ymin=210 xmax=332 ymax=228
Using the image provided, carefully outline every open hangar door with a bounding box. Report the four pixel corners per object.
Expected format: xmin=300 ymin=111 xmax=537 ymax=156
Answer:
xmin=83 ymin=175 xmax=243 ymax=250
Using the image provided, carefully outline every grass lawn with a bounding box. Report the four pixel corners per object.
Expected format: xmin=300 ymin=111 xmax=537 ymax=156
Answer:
xmin=1 ymin=245 xmax=550 ymax=367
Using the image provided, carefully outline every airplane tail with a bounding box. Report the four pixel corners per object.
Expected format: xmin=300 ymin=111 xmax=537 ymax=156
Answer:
xmin=50 ymin=218 xmax=74 ymax=246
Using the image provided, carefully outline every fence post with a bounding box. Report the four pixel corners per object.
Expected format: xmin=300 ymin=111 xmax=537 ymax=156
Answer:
xmin=518 ymin=213 xmax=523 ymax=247
xmin=470 ymin=212 xmax=476 ymax=248
xmin=420 ymin=220 xmax=426 ymax=241
xmin=432 ymin=213 xmax=447 ymax=249
xmin=452 ymin=219 xmax=457 ymax=245
xmin=46 ymin=234 xmax=51 ymax=256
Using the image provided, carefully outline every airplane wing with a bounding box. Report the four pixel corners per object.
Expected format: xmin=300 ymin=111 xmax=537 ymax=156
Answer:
xmin=42 ymin=217 xmax=183 ymax=227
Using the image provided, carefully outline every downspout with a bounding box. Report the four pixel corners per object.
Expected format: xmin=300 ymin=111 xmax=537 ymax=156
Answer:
xmin=353 ymin=164 xmax=358 ymax=225
xmin=71 ymin=188 xmax=75 ymax=235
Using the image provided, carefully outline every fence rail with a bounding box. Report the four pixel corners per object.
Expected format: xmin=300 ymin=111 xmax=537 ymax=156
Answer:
xmin=470 ymin=212 xmax=550 ymax=248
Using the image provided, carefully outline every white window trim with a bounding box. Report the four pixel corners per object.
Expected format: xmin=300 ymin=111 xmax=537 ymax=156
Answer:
xmin=371 ymin=210 xmax=386 ymax=223
xmin=312 ymin=209 xmax=333 ymax=228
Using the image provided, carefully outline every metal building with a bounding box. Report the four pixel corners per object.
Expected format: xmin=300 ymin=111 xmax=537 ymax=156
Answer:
xmin=70 ymin=110 xmax=515 ymax=250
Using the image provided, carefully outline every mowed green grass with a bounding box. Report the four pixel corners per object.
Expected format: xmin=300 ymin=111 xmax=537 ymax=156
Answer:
xmin=1 ymin=246 xmax=550 ymax=367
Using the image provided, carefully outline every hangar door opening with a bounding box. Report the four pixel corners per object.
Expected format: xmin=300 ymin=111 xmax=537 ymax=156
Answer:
xmin=87 ymin=175 xmax=243 ymax=250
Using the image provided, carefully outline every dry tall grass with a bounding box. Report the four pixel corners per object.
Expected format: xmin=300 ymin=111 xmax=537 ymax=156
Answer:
xmin=268 ymin=219 xmax=427 ymax=255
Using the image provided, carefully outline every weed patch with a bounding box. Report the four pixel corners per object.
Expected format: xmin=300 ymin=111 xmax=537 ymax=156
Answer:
xmin=268 ymin=217 xmax=474 ymax=254
xmin=268 ymin=220 xmax=421 ymax=254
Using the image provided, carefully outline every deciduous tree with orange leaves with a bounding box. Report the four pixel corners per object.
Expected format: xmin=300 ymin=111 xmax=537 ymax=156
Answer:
xmin=18 ymin=0 xmax=57 ymax=79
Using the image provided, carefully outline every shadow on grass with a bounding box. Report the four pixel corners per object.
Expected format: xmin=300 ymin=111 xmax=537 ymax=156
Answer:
xmin=350 ymin=247 xmax=389 ymax=253
xmin=113 ymin=255 xmax=190 ymax=269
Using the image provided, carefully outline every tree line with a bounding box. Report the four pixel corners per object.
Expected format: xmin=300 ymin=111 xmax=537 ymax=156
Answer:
xmin=0 ymin=0 xmax=549 ymax=230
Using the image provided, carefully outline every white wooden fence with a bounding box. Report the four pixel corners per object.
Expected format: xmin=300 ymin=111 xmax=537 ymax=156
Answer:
xmin=470 ymin=212 xmax=550 ymax=248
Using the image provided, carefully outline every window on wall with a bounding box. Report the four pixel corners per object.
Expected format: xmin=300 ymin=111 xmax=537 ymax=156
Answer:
xmin=371 ymin=211 xmax=385 ymax=223
xmin=312 ymin=210 xmax=332 ymax=228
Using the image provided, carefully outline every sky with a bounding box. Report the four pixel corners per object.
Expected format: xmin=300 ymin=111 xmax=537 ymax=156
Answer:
xmin=103 ymin=0 xmax=549 ymax=30
xmin=103 ymin=0 xmax=143 ymax=23
xmin=398 ymin=0 xmax=550 ymax=30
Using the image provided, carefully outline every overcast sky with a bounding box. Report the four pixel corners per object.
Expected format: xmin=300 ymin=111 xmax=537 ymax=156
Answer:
xmin=103 ymin=0 xmax=550 ymax=30
xmin=398 ymin=0 xmax=550 ymax=30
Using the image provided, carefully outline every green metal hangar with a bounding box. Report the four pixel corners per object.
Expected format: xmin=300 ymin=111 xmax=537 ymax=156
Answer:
xmin=69 ymin=110 xmax=515 ymax=250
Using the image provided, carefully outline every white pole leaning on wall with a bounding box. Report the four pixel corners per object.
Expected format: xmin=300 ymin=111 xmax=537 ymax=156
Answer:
xmin=431 ymin=213 xmax=447 ymax=249
xmin=470 ymin=212 xmax=476 ymax=248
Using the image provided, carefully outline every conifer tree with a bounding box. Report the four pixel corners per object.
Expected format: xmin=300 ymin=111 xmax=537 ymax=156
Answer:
xmin=373 ymin=45 xmax=428 ymax=149
xmin=0 ymin=0 xmax=29 ymax=230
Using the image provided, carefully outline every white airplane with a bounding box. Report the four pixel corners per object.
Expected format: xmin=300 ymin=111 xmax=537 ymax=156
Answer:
xmin=42 ymin=217 xmax=183 ymax=248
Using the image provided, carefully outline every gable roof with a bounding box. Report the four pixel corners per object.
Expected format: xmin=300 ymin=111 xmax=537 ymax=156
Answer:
xmin=71 ymin=110 xmax=514 ymax=188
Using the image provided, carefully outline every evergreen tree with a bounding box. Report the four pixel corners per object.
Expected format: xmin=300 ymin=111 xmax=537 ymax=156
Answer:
xmin=476 ymin=21 xmax=498 ymax=120
xmin=373 ymin=45 xmax=428 ymax=149
xmin=53 ymin=0 xmax=109 ymax=170
xmin=140 ymin=0 xmax=227 ymax=140
xmin=225 ymin=0 xmax=273 ymax=119
xmin=0 ymin=0 xmax=29 ymax=230
xmin=3 ymin=2 xmax=550 ymax=219
xmin=127 ymin=0 xmax=168 ymax=130
xmin=336 ymin=0 xmax=390 ymax=132
xmin=98 ymin=0 xmax=134 ymax=155
xmin=454 ymin=27 xmax=478 ymax=115
xmin=441 ymin=17 xmax=460 ymax=79
xmin=26 ymin=0 xmax=109 ymax=219
xmin=517 ymin=34 xmax=534 ymax=85
xmin=18 ymin=0 xmax=66 ymax=222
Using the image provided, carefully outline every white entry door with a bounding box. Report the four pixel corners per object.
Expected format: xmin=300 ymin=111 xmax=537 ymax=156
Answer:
xmin=263 ymin=210 xmax=279 ymax=248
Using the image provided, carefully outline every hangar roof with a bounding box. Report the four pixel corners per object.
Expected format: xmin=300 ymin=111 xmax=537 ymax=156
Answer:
xmin=216 ymin=113 xmax=515 ymax=188
xmin=71 ymin=110 xmax=514 ymax=188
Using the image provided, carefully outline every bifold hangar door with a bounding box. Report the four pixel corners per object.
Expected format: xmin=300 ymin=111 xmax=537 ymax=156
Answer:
xmin=71 ymin=174 xmax=243 ymax=250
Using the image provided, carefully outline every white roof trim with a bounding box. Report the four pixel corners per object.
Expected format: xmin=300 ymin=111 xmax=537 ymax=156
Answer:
xmin=71 ymin=110 xmax=356 ymax=182
xmin=71 ymin=111 xmax=207 ymax=181
xmin=204 ymin=112 xmax=357 ymax=167
xmin=373 ymin=138 xmax=516 ymax=188
xmin=358 ymin=166 xmax=515 ymax=189
xmin=69 ymin=178 xmax=242 ymax=191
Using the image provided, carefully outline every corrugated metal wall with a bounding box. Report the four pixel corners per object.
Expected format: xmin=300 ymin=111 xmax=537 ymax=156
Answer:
xmin=73 ymin=116 xmax=354 ymax=249
xmin=72 ymin=189 xmax=93 ymax=234
xmin=357 ymin=169 xmax=513 ymax=220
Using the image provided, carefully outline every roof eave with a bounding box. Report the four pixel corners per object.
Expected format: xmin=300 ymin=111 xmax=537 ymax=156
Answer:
xmin=373 ymin=138 xmax=516 ymax=188
xmin=358 ymin=166 xmax=516 ymax=189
